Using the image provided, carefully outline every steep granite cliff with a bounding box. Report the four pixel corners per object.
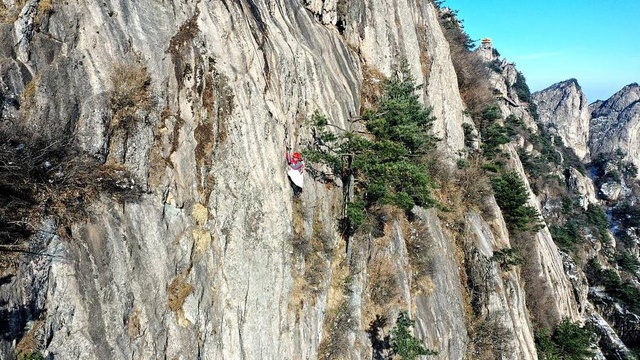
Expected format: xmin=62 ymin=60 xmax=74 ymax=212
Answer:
xmin=590 ymin=83 xmax=640 ymax=180
xmin=0 ymin=1 xmax=616 ymax=359
xmin=532 ymin=77 xmax=640 ymax=357
xmin=533 ymin=79 xmax=591 ymax=161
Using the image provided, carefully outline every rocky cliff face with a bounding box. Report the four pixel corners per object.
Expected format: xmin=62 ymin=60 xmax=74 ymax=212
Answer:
xmin=590 ymin=83 xmax=640 ymax=179
xmin=528 ymin=76 xmax=640 ymax=357
xmin=532 ymin=79 xmax=591 ymax=160
xmin=0 ymin=1 xmax=611 ymax=359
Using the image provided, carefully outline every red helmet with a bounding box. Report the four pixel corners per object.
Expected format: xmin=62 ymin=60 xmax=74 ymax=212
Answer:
xmin=293 ymin=152 xmax=301 ymax=160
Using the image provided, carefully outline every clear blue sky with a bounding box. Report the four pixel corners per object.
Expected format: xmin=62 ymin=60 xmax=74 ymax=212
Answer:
xmin=443 ymin=0 xmax=640 ymax=102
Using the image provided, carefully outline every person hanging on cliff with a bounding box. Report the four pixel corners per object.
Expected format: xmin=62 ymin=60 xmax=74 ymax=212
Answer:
xmin=286 ymin=150 xmax=304 ymax=196
xmin=286 ymin=151 xmax=304 ymax=173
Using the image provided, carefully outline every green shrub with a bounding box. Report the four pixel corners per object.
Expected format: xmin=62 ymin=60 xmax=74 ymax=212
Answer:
xmin=307 ymin=60 xmax=438 ymax=233
xmin=17 ymin=352 xmax=44 ymax=360
xmin=528 ymin=102 xmax=539 ymax=121
xmin=621 ymin=161 xmax=638 ymax=178
xmin=481 ymin=162 xmax=502 ymax=173
xmin=488 ymin=59 xmax=503 ymax=73
xmin=480 ymin=123 xmax=509 ymax=159
xmin=587 ymin=258 xmax=640 ymax=311
xmin=617 ymin=251 xmax=640 ymax=273
xmin=613 ymin=203 xmax=640 ymax=228
xmin=512 ymin=71 xmax=532 ymax=103
xmin=491 ymin=248 xmax=523 ymax=269
xmin=456 ymin=158 xmax=470 ymax=169
xmin=491 ymin=171 xmax=541 ymax=232
xmin=549 ymin=221 xmax=582 ymax=251
xmin=534 ymin=329 xmax=558 ymax=360
xmin=535 ymin=319 xmax=596 ymax=360
xmin=390 ymin=311 xmax=437 ymax=359
xmin=345 ymin=200 xmax=366 ymax=230
xmin=585 ymin=204 xmax=610 ymax=241
xmin=462 ymin=122 xmax=475 ymax=149
xmin=560 ymin=196 xmax=575 ymax=215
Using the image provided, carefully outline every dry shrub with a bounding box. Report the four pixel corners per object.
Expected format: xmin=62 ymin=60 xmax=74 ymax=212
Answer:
xmin=438 ymin=8 xmax=493 ymax=113
xmin=424 ymin=151 xmax=493 ymax=224
xmin=110 ymin=61 xmax=152 ymax=134
xmin=168 ymin=14 xmax=199 ymax=59
xmin=291 ymin=200 xmax=308 ymax=256
xmin=0 ymin=4 xmax=7 ymax=22
xmin=317 ymin=300 xmax=355 ymax=360
xmin=416 ymin=24 xmax=432 ymax=81
xmin=167 ymin=275 xmax=194 ymax=312
xmin=406 ymin=219 xmax=436 ymax=293
xmin=0 ymin=1 xmax=27 ymax=23
xmin=15 ymin=319 xmax=44 ymax=356
xmin=304 ymin=252 xmax=327 ymax=296
xmin=299 ymin=220 xmax=334 ymax=298
xmin=0 ymin=128 xmax=141 ymax=245
xmin=126 ymin=309 xmax=141 ymax=339
xmin=360 ymin=64 xmax=385 ymax=113
xmin=512 ymin=231 xmax=559 ymax=331
xmin=464 ymin=245 xmax=493 ymax=314
xmin=469 ymin=312 xmax=514 ymax=360
xmin=423 ymin=151 xmax=465 ymax=224
xmin=34 ymin=0 xmax=53 ymax=28
xmin=454 ymin=51 xmax=493 ymax=113
xmin=368 ymin=257 xmax=399 ymax=306
xmin=19 ymin=76 xmax=39 ymax=126
xmin=456 ymin=155 xmax=493 ymax=215
xmin=37 ymin=0 xmax=52 ymax=14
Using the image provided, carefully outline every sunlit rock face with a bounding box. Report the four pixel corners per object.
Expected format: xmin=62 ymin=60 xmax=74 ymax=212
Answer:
xmin=589 ymin=83 xmax=640 ymax=179
xmin=532 ymin=79 xmax=591 ymax=161
xmin=0 ymin=1 xmax=479 ymax=359
xmin=2 ymin=1 xmax=618 ymax=359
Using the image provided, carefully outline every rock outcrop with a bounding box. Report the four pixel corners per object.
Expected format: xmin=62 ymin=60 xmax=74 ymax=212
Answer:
xmin=564 ymin=167 xmax=598 ymax=209
xmin=476 ymin=40 xmax=537 ymax=129
xmin=589 ymin=83 xmax=640 ymax=179
xmin=533 ymin=79 xmax=591 ymax=160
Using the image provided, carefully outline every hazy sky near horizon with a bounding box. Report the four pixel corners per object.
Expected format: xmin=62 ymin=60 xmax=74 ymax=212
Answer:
xmin=443 ymin=0 xmax=640 ymax=102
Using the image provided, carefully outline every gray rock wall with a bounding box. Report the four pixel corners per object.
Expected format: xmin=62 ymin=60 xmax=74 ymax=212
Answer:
xmin=533 ymin=79 xmax=591 ymax=160
xmin=0 ymin=1 xmax=565 ymax=359
xmin=306 ymin=0 xmax=473 ymax=159
xmin=590 ymin=83 xmax=640 ymax=179
xmin=2 ymin=1 xmax=359 ymax=358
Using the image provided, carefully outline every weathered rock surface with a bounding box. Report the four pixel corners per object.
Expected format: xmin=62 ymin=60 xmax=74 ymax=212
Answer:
xmin=590 ymin=83 xmax=640 ymax=179
xmin=0 ymin=0 xmax=486 ymax=358
xmin=326 ymin=0 xmax=473 ymax=158
xmin=477 ymin=40 xmax=538 ymax=130
xmin=564 ymin=167 xmax=598 ymax=209
xmin=0 ymin=0 xmax=611 ymax=359
xmin=1 ymin=1 xmax=359 ymax=358
xmin=505 ymin=144 xmax=581 ymax=325
xmin=533 ymin=79 xmax=591 ymax=160
xmin=465 ymin=210 xmax=538 ymax=359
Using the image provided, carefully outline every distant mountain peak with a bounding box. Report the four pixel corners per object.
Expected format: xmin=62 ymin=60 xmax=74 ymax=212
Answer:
xmin=532 ymin=79 xmax=590 ymax=160
xmin=536 ymin=78 xmax=581 ymax=93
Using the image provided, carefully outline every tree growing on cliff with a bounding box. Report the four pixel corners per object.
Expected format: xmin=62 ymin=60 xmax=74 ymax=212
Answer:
xmin=305 ymin=60 xmax=438 ymax=233
xmin=491 ymin=170 xmax=541 ymax=232
xmin=535 ymin=319 xmax=596 ymax=360
xmin=390 ymin=311 xmax=438 ymax=359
